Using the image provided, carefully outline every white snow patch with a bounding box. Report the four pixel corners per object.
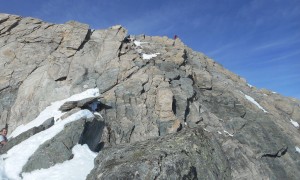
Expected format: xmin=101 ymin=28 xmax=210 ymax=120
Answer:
xmin=142 ymin=53 xmax=160 ymax=60
xmin=223 ymin=130 xmax=234 ymax=137
xmin=290 ymin=119 xmax=299 ymax=128
xmin=203 ymin=128 xmax=210 ymax=132
xmin=1 ymin=110 xmax=94 ymax=180
xmin=0 ymin=157 xmax=7 ymax=180
xmin=9 ymin=88 xmax=99 ymax=138
xmin=94 ymin=112 xmax=103 ymax=119
xmin=296 ymin=146 xmax=300 ymax=153
xmin=133 ymin=41 xmax=148 ymax=47
xmin=217 ymin=131 xmax=222 ymax=135
xmin=244 ymin=94 xmax=268 ymax=113
xmin=247 ymin=83 xmax=253 ymax=88
xmin=22 ymin=144 xmax=97 ymax=180
xmin=272 ymin=91 xmax=277 ymax=94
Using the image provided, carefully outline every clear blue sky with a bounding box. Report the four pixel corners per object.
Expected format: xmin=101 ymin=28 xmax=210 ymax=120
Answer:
xmin=1 ymin=0 xmax=300 ymax=99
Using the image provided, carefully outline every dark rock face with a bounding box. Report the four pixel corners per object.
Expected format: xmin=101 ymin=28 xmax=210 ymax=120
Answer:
xmin=0 ymin=13 xmax=300 ymax=180
xmin=59 ymin=97 xmax=100 ymax=112
xmin=22 ymin=118 xmax=86 ymax=172
xmin=87 ymin=128 xmax=231 ymax=180
xmin=79 ymin=118 xmax=105 ymax=152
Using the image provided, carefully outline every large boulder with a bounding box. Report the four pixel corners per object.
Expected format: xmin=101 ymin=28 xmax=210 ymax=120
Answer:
xmin=87 ymin=128 xmax=231 ymax=180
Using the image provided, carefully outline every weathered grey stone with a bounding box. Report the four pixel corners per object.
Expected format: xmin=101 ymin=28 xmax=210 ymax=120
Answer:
xmin=157 ymin=61 xmax=180 ymax=80
xmin=47 ymin=53 xmax=70 ymax=81
xmin=0 ymin=13 xmax=91 ymax=131
xmin=60 ymin=107 xmax=81 ymax=120
xmin=186 ymin=102 xmax=202 ymax=127
xmin=1 ymin=13 xmax=300 ymax=180
xmin=274 ymin=99 xmax=294 ymax=114
xmin=59 ymin=97 xmax=99 ymax=111
xmin=79 ymin=118 xmax=105 ymax=152
xmin=192 ymin=69 xmax=212 ymax=90
xmin=0 ymin=110 xmax=8 ymax=126
xmin=96 ymin=68 xmax=120 ymax=93
xmin=224 ymin=117 xmax=247 ymax=135
xmin=179 ymin=77 xmax=194 ymax=99
xmin=292 ymin=106 xmax=300 ymax=121
xmin=156 ymin=88 xmax=175 ymax=121
xmin=87 ymin=128 xmax=231 ymax=180
xmin=231 ymin=115 xmax=300 ymax=179
xmin=199 ymin=90 xmax=247 ymax=121
xmin=22 ymin=118 xmax=86 ymax=173
xmin=59 ymin=101 xmax=77 ymax=111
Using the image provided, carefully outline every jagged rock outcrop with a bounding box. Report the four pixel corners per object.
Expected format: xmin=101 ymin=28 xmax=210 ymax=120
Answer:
xmin=0 ymin=13 xmax=300 ymax=179
xmin=22 ymin=118 xmax=86 ymax=172
xmin=87 ymin=128 xmax=231 ymax=180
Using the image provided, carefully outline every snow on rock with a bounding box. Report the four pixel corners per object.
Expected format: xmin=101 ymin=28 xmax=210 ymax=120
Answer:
xmin=244 ymin=94 xmax=268 ymax=113
xmin=247 ymin=83 xmax=253 ymax=88
xmin=0 ymin=157 xmax=7 ymax=180
xmin=203 ymin=128 xmax=210 ymax=132
xmin=296 ymin=146 xmax=300 ymax=153
xmin=142 ymin=53 xmax=160 ymax=60
xmin=22 ymin=144 xmax=97 ymax=180
xmin=9 ymin=88 xmax=100 ymax=138
xmin=290 ymin=119 xmax=299 ymax=128
xmin=94 ymin=112 xmax=103 ymax=119
xmin=0 ymin=89 xmax=99 ymax=179
xmin=223 ymin=130 xmax=234 ymax=137
xmin=133 ymin=40 xmax=148 ymax=47
xmin=1 ymin=110 xmax=94 ymax=180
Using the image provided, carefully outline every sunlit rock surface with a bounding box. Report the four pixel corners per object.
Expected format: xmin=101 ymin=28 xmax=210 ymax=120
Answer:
xmin=0 ymin=13 xmax=300 ymax=179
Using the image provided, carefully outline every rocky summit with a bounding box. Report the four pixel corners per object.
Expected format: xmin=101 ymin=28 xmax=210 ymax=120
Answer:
xmin=0 ymin=13 xmax=300 ymax=180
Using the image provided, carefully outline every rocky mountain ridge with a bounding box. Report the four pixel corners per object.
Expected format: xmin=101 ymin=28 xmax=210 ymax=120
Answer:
xmin=0 ymin=13 xmax=300 ymax=179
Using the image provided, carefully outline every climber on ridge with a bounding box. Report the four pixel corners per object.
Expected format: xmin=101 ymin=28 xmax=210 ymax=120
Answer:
xmin=0 ymin=128 xmax=8 ymax=147
xmin=173 ymin=35 xmax=178 ymax=46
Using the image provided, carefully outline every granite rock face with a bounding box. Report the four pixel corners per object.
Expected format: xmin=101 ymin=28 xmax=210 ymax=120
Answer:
xmin=87 ymin=128 xmax=231 ymax=180
xmin=0 ymin=13 xmax=300 ymax=179
xmin=22 ymin=118 xmax=86 ymax=173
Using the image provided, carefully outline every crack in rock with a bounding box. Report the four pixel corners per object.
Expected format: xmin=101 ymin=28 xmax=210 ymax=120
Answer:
xmin=261 ymin=146 xmax=288 ymax=158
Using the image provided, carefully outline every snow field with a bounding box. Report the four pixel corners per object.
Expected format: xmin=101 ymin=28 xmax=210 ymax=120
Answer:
xmin=0 ymin=89 xmax=100 ymax=180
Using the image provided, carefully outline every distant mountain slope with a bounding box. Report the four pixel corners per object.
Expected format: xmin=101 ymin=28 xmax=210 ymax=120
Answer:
xmin=0 ymin=13 xmax=299 ymax=179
